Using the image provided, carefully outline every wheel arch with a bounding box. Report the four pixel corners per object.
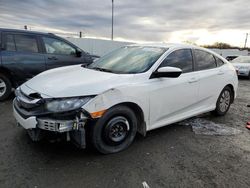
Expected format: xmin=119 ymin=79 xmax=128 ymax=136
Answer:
xmin=0 ymin=67 xmax=14 ymax=86
xmin=225 ymin=84 xmax=235 ymax=103
xmin=111 ymin=102 xmax=147 ymax=136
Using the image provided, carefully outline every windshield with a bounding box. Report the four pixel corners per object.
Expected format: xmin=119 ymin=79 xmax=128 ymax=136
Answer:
xmin=231 ymin=56 xmax=250 ymax=64
xmin=87 ymin=46 xmax=167 ymax=74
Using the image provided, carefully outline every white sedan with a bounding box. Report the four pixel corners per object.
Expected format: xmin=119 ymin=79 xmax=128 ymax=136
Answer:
xmin=13 ymin=44 xmax=238 ymax=154
xmin=231 ymin=56 xmax=250 ymax=79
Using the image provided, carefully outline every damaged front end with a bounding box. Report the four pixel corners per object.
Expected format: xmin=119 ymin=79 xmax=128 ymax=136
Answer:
xmin=13 ymin=87 xmax=95 ymax=149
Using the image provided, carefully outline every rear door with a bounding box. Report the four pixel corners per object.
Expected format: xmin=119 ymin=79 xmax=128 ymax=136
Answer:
xmin=41 ymin=36 xmax=92 ymax=70
xmin=193 ymin=49 xmax=224 ymax=109
xmin=1 ymin=32 xmax=46 ymax=84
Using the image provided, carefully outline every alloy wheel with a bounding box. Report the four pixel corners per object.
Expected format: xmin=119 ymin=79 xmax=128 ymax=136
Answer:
xmin=219 ymin=90 xmax=231 ymax=113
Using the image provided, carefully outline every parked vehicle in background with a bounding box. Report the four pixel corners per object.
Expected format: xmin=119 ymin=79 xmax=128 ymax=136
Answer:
xmin=226 ymin=55 xmax=238 ymax=61
xmin=231 ymin=56 xmax=250 ymax=79
xmin=13 ymin=44 xmax=238 ymax=154
xmin=0 ymin=28 xmax=95 ymax=100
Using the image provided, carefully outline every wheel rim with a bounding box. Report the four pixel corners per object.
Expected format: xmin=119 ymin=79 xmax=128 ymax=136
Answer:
xmin=219 ymin=90 xmax=231 ymax=113
xmin=104 ymin=116 xmax=130 ymax=144
xmin=0 ymin=78 xmax=7 ymax=97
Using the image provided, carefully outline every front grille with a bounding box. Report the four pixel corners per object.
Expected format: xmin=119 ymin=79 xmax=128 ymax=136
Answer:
xmin=37 ymin=118 xmax=75 ymax=132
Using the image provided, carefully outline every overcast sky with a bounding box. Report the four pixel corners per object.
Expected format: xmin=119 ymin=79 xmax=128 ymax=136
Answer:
xmin=0 ymin=0 xmax=249 ymax=46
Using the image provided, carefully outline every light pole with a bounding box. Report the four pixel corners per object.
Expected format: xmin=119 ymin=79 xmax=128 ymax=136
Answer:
xmin=111 ymin=0 xmax=114 ymax=40
xmin=244 ymin=33 xmax=249 ymax=48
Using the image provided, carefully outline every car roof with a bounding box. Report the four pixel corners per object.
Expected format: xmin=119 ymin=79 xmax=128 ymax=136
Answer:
xmin=128 ymin=43 xmax=204 ymax=50
xmin=129 ymin=43 xmax=217 ymax=52
xmin=0 ymin=28 xmax=55 ymax=36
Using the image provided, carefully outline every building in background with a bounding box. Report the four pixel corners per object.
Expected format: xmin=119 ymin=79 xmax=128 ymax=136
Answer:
xmin=66 ymin=37 xmax=133 ymax=56
xmin=67 ymin=37 xmax=249 ymax=59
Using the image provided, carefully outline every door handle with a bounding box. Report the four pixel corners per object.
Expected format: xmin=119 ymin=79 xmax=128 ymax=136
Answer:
xmin=188 ymin=77 xmax=199 ymax=83
xmin=48 ymin=56 xmax=58 ymax=60
xmin=217 ymin=70 xmax=224 ymax=75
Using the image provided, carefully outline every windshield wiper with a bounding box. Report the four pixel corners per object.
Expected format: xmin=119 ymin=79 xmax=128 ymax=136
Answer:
xmin=90 ymin=67 xmax=114 ymax=73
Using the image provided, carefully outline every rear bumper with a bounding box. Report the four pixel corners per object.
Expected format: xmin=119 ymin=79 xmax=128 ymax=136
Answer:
xmin=237 ymin=69 xmax=249 ymax=76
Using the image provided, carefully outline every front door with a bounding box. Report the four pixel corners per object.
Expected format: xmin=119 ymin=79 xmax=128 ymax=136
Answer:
xmin=41 ymin=36 xmax=92 ymax=70
xmin=149 ymin=49 xmax=199 ymax=130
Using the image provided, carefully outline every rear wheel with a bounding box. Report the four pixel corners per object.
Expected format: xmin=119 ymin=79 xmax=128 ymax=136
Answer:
xmin=213 ymin=86 xmax=233 ymax=116
xmin=248 ymin=71 xmax=250 ymax=80
xmin=0 ymin=73 xmax=12 ymax=101
xmin=91 ymin=105 xmax=137 ymax=154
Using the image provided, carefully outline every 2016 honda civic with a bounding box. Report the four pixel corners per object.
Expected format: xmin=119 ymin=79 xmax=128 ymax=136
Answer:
xmin=13 ymin=44 xmax=238 ymax=154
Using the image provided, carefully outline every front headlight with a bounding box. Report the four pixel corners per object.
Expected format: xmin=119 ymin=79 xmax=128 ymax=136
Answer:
xmin=45 ymin=97 xmax=93 ymax=112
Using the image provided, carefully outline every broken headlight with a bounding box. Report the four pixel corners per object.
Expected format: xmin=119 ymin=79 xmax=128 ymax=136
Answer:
xmin=45 ymin=97 xmax=93 ymax=113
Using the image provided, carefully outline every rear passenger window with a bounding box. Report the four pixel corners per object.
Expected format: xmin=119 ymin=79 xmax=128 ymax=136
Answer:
xmin=215 ymin=56 xmax=224 ymax=66
xmin=160 ymin=49 xmax=193 ymax=73
xmin=5 ymin=34 xmax=16 ymax=51
xmin=194 ymin=50 xmax=217 ymax=70
xmin=15 ymin=34 xmax=38 ymax=53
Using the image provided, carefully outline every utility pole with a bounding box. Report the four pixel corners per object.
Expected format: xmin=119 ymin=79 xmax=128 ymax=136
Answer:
xmin=244 ymin=33 xmax=248 ymax=48
xmin=111 ymin=0 xmax=114 ymax=40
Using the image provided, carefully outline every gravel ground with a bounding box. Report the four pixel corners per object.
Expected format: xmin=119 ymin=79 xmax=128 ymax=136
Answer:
xmin=0 ymin=79 xmax=249 ymax=188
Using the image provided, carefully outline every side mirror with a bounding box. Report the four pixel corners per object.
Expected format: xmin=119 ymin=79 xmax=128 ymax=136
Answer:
xmin=151 ymin=66 xmax=182 ymax=79
xmin=75 ymin=49 xmax=82 ymax=57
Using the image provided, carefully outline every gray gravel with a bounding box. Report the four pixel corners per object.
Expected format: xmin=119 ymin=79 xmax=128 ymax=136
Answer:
xmin=0 ymin=79 xmax=250 ymax=188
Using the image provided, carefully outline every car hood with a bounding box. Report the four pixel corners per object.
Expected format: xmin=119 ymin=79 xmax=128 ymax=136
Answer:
xmin=231 ymin=63 xmax=250 ymax=68
xmin=21 ymin=65 xmax=135 ymax=98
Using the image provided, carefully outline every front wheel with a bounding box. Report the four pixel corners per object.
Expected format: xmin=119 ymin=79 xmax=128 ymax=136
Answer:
xmin=90 ymin=105 xmax=137 ymax=154
xmin=212 ymin=86 xmax=233 ymax=116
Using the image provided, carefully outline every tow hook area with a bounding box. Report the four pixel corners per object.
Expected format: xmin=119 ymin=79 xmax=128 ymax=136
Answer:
xmin=27 ymin=111 xmax=89 ymax=149
xmin=70 ymin=112 xmax=88 ymax=149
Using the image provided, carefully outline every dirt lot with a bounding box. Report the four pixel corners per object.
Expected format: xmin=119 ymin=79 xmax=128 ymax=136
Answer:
xmin=0 ymin=79 xmax=249 ymax=188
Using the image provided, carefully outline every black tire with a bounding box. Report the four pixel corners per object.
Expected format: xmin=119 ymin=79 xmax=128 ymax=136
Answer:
xmin=212 ymin=86 xmax=233 ymax=116
xmin=0 ymin=73 xmax=12 ymax=101
xmin=90 ymin=105 xmax=137 ymax=154
xmin=248 ymin=71 xmax=250 ymax=80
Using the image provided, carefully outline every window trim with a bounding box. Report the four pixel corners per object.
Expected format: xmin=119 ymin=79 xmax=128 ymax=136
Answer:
xmin=193 ymin=49 xmax=217 ymax=71
xmin=214 ymin=56 xmax=225 ymax=67
xmin=156 ymin=48 xmax=195 ymax=74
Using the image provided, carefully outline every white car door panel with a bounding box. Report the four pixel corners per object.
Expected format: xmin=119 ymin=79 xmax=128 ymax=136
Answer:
xmin=194 ymin=50 xmax=226 ymax=111
xmin=149 ymin=72 xmax=199 ymax=130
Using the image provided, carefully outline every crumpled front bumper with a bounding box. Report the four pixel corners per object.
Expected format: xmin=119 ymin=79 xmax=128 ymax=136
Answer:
xmin=13 ymin=98 xmax=90 ymax=149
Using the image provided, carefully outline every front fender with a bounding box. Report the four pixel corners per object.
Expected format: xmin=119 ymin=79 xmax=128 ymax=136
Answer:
xmin=82 ymin=87 xmax=149 ymax=126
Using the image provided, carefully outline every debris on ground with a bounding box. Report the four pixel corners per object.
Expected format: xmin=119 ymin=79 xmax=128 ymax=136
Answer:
xmin=246 ymin=122 xmax=250 ymax=130
xmin=179 ymin=118 xmax=242 ymax=135
xmin=142 ymin=181 xmax=150 ymax=188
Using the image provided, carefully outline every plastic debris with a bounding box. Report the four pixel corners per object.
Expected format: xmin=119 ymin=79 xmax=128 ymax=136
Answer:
xmin=179 ymin=118 xmax=242 ymax=135
xmin=142 ymin=181 xmax=150 ymax=188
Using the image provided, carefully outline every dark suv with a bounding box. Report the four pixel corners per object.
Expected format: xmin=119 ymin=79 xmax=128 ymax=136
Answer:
xmin=0 ymin=28 xmax=95 ymax=100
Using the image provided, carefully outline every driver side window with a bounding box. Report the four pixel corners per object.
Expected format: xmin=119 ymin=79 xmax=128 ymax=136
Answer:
xmin=42 ymin=37 xmax=76 ymax=55
xmin=160 ymin=49 xmax=193 ymax=73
